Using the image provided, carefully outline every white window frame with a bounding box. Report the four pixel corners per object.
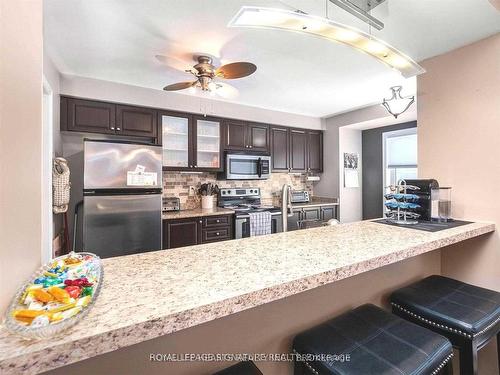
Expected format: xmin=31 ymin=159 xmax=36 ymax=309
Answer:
xmin=382 ymin=127 xmax=418 ymax=212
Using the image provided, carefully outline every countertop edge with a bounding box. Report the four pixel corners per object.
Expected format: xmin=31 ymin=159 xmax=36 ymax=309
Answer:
xmin=2 ymin=222 xmax=494 ymax=374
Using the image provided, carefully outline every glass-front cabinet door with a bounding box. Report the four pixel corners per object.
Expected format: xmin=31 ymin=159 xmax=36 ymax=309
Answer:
xmin=194 ymin=117 xmax=221 ymax=169
xmin=161 ymin=114 xmax=191 ymax=169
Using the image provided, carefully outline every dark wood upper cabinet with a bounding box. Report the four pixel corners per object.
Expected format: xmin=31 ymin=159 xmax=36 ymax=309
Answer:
xmin=307 ymin=130 xmax=323 ymax=173
xmin=271 ymin=126 xmax=289 ymax=172
xmin=290 ymin=129 xmax=307 ymax=172
xmin=247 ymin=123 xmax=269 ymax=152
xmin=223 ymin=121 xmax=269 ymax=153
xmin=61 ymin=96 xmax=323 ymax=173
xmin=224 ymin=120 xmax=247 ymax=150
xmin=116 ymin=105 xmax=157 ymax=138
xmin=64 ymin=97 xmax=115 ymax=134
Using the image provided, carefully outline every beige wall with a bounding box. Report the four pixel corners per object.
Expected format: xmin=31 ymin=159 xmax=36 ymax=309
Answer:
xmin=418 ymin=33 xmax=500 ymax=374
xmin=45 ymin=251 xmax=440 ymax=375
xmin=0 ymin=0 xmax=43 ymax=313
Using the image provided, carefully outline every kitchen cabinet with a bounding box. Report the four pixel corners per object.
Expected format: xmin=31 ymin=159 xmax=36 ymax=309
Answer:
xmin=307 ymin=130 xmax=323 ymax=173
xmin=270 ymin=126 xmax=289 ymax=172
xmin=63 ymin=97 xmax=116 ymax=134
xmin=287 ymin=211 xmax=302 ymax=231
xmin=223 ymin=121 xmax=269 ymax=152
xmin=61 ymin=97 xmax=157 ymax=140
xmin=321 ymin=206 xmax=335 ymax=221
xmin=247 ymin=123 xmax=269 ymax=152
xmin=290 ymin=129 xmax=308 ymax=172
xmin=163 ymin=214 xmax=233 ymax=249
xmin=302 ymin=207 xmax=320 ymax=221
xmin=160 ymin=112 xmax=222 ymax=171
xmin=163 ymin=218 xmax=199 ymax=249
xmin=61 ymin=95 xmax=323 ymax=172
xmin=272 ymin=127 xmax=323 ymax=173
xmin=116 ymin=105 xmax=157 ymax=138
xmin=288 ymin=205 xmax=337 ymax=230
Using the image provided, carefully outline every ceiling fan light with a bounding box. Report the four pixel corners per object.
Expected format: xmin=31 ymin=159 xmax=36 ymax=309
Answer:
xmin=229 ymin=6 xmax=425 ymax=78
xmin=382 ymin=86 xmax=415 ymax=118
xmin=208 ymin=81 xmax=217 ymax=91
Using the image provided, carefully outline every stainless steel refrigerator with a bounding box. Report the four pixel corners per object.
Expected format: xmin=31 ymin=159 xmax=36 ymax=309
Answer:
xmin=83 ymin=139 xmax=162 ymax=258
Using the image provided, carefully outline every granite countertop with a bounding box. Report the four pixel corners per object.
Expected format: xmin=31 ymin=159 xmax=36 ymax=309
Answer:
xmin=162 ymin=207 xmax=234 ymax=220
xmin=292 ymin=196 xmax=339 ymax=208
xmin=0 ymin=220 xmax=494 ymax=374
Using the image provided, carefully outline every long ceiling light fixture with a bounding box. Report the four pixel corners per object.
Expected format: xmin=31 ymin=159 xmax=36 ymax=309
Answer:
xmin=228 ymin=6 xmax=425 ymax=78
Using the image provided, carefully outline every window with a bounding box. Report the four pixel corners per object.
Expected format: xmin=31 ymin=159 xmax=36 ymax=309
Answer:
xmin=383 ymin=128 xmax=417 ymax=188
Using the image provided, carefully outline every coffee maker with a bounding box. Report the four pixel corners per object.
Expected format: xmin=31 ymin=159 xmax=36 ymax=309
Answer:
xmin=404 ymin=179 xmax=439 ymax=221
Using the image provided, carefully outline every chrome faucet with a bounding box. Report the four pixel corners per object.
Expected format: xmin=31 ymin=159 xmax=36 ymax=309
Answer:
xmin=281 ymin=184 xmax=294 ymax=232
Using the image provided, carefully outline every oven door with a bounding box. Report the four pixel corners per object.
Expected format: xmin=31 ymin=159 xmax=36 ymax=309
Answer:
xmin=226 ymin=154 xmax=270 ymax=180
xmin=235 ymin=213 xmax=282 ymax=239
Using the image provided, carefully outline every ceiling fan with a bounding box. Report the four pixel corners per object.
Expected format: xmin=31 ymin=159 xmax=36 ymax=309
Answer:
xmin=162 ymin=55 xmax=257 ymax=95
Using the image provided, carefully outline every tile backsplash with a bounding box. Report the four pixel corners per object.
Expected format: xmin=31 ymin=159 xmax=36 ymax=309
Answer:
xmin=163 ymin=172 xmax=314 ymax=209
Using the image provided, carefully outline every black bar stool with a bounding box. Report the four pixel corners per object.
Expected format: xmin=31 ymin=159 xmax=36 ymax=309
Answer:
xmin=292 ymin=304 xmax=453 ymax=374
xmin=390 ymin=275 xmax=500 ymax=375
xmin=212 ymin=361 xmax=263 ymax=375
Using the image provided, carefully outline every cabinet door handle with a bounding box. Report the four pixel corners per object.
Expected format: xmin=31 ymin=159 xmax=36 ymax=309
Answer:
xmin=194 ymin=165 xmax=198 ymax=168
xmin=249 ymin=145 xmax=253 ymax=148
xmin=199 ymin=220 xmax=202 ymax=223
xmin=216 ymin=232 xmax=220 ymax=236
xmin=110 ymin=126 xmax=115 ymax=130
xmin=216 ymin=219 xmax=220 ymax=223
xmin=116 ymin=127 xmax=121 ymax=131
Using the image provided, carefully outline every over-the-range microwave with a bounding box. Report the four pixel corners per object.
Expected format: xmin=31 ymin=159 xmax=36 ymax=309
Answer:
xmin=225 ymin=153 xmax=271 ymax=180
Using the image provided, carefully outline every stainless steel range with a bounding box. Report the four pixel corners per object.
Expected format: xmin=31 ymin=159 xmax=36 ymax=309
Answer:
xmin=218 ymin=188 xmax=282 ymax=238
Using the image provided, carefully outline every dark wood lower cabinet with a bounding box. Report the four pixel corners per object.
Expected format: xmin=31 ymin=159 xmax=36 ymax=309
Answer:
xmin=321 ymin=206 xmax=336 ymax=221
xmin=288 ymin=205 xmax=337 ymax=230
xmin=163 ymin=218 xmax=200 ymax=249
xmin=287 ymin=211 xmax=302 ymax=231
xmin=302 ymin=208 xmax=320 ymax=221
xmin=163 ymin=214 xmax=233 ymax=249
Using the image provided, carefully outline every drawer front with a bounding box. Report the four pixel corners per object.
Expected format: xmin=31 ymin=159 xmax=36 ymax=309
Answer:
xmin=203 ymin=215 xmax=231 ymax=228
xmin=201 ymin=227 xmax=231 ymax=243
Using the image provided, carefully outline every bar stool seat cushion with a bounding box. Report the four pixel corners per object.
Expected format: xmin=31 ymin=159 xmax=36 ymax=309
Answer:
xmin=390 ymin=275 xmax=500 ymax=338
xmin=293 ymin=304 xmax=452 ymax=375
xmin=212 ymin=361 xmax=263 ymax=375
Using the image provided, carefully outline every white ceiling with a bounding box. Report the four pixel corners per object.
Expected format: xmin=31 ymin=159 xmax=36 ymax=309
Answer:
xmin=44 ymin=0 xmax=500 ymax=118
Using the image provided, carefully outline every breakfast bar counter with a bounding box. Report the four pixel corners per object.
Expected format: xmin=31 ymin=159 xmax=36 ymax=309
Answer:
xmin=0 ymin=220 xmax=494 ymax=374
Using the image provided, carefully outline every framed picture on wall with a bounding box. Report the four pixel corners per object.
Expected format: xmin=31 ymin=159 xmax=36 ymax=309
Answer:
xmin=344 ymin=153 xmax=359 ymax=188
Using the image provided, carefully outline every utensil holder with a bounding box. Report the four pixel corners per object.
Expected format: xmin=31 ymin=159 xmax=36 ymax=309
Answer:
xmin=201 ymin=195 xmax=214 ymax=209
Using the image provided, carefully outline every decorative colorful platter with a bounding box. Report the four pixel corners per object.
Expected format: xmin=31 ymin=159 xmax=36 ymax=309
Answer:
xmin=4 ymin=252 xmax=102 ymax=339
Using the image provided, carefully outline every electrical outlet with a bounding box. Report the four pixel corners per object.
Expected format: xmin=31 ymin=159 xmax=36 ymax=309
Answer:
xmin=188 ymin=186 xmax=196 ymax=196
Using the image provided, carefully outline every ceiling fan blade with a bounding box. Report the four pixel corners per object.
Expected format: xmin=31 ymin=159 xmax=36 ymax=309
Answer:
xmin=215 ymin=82 xmax=239 ymax=99
xmin=216 ymin=62 xmax=257 ymax=79
xmin=163 ymin=81 xmax=197 ymax=91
